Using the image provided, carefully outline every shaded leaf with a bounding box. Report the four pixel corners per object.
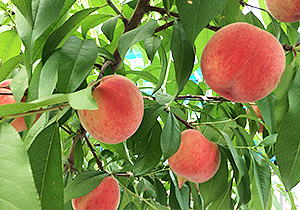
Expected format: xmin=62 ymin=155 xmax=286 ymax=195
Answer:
xmin=81 ymin=14 xmax=112 ymax=39
xmin=171 ymin=20 xmax=195 ymax=95
xmin=160 ymin=111 xmax=181 ymax=160
xmin=144 ymin=36 xmax=161 ymax=62
xmin=102 ymin=15 xmax=119 ymax=42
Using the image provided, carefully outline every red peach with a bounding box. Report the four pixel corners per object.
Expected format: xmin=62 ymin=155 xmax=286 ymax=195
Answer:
xmin=168 ymin=129 xmax=220 ymax=184
xmin=200 ymin=22 xmax=285 ymax=103
xmin=72 ymin=176 xmax=120 ymax=210
xmin=265 ymin=0 xmax=300 ymax=23
xmin=78 ymin=75 xmax=144 ymax=144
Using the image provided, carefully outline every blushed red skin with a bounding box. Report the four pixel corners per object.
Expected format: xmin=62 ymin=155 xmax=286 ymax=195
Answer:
xmin=78 ymin=75 xmax=144 ymax=144
xmin=0 ymin=79 xmax=41 ymax=132
xmin=265 ymin=0 xmax=300 ymax=23
xmin=72 ymin=176 xmax=120 ymax=210
xmin=200 ymin=22 xmax=286 ymax=103
xmin=168 ymin=129 xmax=220 ymax=183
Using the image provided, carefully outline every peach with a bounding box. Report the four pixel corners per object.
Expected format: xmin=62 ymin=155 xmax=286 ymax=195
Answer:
xmin=72 ymin=176 xmax=120 ymax=210
xmin=265 ymin=0 xmax=300 ymax=23
xmin=0 ymin=79 xmax=41 ymax=132
xmin=168 ymin=129 xmax=220 ymax=186
xmin=78 ymin=75 xmax=144 ymax=144
xmin=200 ymin=22 xmax=285 ymax=103
xmin=247 ymin=105 xmax=264 ymax=133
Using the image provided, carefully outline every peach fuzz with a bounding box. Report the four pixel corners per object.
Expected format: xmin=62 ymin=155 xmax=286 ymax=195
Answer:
xmin=200 ymin=22 xmax=285 ymax=103
xmin=265 ymin=0 xmax=300 ymax=23
xmin=78 ymin=75 xmax=144 ymax=144
xmin=168 ymin=129 xmax=220 ymax=186
xmin=72 ymin=176 xmax=120 ymax=210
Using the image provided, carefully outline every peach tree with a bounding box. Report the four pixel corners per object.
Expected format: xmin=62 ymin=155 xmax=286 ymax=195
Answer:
xmin=0 ymin=0 xmax=300 ymax=209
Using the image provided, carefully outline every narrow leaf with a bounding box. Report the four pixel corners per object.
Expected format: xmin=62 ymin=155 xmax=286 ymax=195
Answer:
xmin=57 ymin=36 xmax=97 ymax=93
xmin=276 ymin=67 xmax=300 ymax=191
xmin=171 ymin=20 xmax=195 ymax=95
xmin=118 ymin=21 xmax=157 ymax=59
xmin=11 ymin=0 xmax=33 ymax=27
xmin=0 ymin=123 xmax=41 ymax=209
xmin=0 ymin=54 xmax=24 ymax=81
xmin=64 ymin=171 xmax=108 ymax=203
xmin=42 ymin=7 xmax=98 ymax=61
xmin=27 ymin=122 xmax=63 ymax=209
xmin=102 ymin=15 xmax=119 ymax=42
xmin=144 ymin=36 xmax=161 ymax=62
xmin=133 ymin=122 xmax=162 ymax=175
xmin=0 ymin=30 xmax=22 ymax=63
xmin=176 ymin=0 xmax=227 ymax=43
xmin=81 ymin=14 xmax=112 ymax=39
xmin=161 ymin=111 xmax=181 ymax=160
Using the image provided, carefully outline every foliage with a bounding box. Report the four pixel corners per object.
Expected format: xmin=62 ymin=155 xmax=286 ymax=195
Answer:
xmin=0 ymin=0 xmax=300 ymax=209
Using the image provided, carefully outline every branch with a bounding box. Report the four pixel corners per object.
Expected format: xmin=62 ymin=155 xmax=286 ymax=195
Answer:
xmin=110 ymin=0 xmax=151 ymax=73
xmin=83 ymin=132 xmax=105 ymax=171
xmin=64 ymin=130 xmax=83 ymax=173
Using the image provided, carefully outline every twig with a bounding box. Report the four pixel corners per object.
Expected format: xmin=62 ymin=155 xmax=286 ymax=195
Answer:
xmin=164 ymin=108 xmax=194 ymax=129
xmin=64 ymin=131 xmax=83 ymax=173
xmin=83 ymin=132 xmax=105 ymax=171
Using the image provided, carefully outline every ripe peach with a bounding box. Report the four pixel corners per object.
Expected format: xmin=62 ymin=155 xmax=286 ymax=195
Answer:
xmin=265 ymin=0 xmax=300 ymax=23
xmin=0 ymin=79 xmax=41 ymax=132
xmin=247 ymin=105 xmax=264 ymax=133
xmin=72 ymin=176 xmax=120 ymax=210
xmin=168 ymin=129 xmax=220 ymax=185
xmin=200 ymin=22 xmax=285 ymax=103
xmin=78 ymin=75 xmax=144 ymax=144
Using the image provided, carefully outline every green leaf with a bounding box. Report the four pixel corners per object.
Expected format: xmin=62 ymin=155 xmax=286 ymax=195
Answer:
xmin=126 ymin=70 xmax=158 ymax=85
xmin=199 ymin=149 xmax=228 ymax=207
xmin=0 ymin=94 xmax=68 ymax=118
xmin=208 ymin=180 xmax=232 ymax=210
xmin=257 ymin=94 xmax=276 ymax=134
xmin=276 ymin=67 xmax=300 ymax=191
xmin=144 ymin=36 xmax=161 ymax=62
xmin=31 ymin=0 xmax=64 ymax=41
xmin=64 ymin=171 xmax=108 ymax=203
xmin=81 ymin=14 xmax=112 ymax=39
xmin=258 ymin=134 xmax=277 ymax=147
xmin=39 ymin=50 xmax=59 ymax=98
xmin=154 ymin=179 xmax=167 ymax=206
xmin=11 ymin=0 xmax=33 ymax=27
xmin=133 ymin=121 xmax=162 ymax=175
xmin=160 ymin=111 xmax=181 ymax=160
xmin=191 ymin=184 xmax=203 ymax=210
xmin=250 ymin=150 xmax=272 ymax=210
xmin=10 ymin=68 xmax=28 ymax=102
xmin=27 ymin=122 xmax=63 ymax=209
xmin=0 ymin=30 xmax=22 ymax=63
xmin=131 ymin=103 xmax=165 ymax=140
xmin=97 ymin=47 xmax=115 ymax=61
xmin=57 ymin=36 xmax=97 ymax=93
xmin=219 ymin=0 xmax=240 ymax=27
xmin=74 ymin=138 xmax=84 ymax=171
xmin=42 ymin=7 xmax=98 ymax=61
xmin=176 ymin=0 xmax=227 ymax=43
xmin=118 ymin=21 xmax=157 ymax=59
xmin=124 ymin=202 xmax=138 ymax=210
xmin=169 ymin=171 xmax=189 ymax=210
xmin=68 ymin=85 xmax=98 ymax=110
xmin=163 ymin=0 xmax=174 ymax=12
xmin=102 ymin=15 xmax=119 ymax=42
xmin=153 ymin=45 xmax=168 ymax=94
xmin=0 ymin=54 xmax=24 ymax=81
xmin=0 ymin=123 xmax=41 ymax=209
xmin=275 ymin=61 xmax=298 ymax=129
xmin=171 ymin=20 xmax=195 ymax=95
